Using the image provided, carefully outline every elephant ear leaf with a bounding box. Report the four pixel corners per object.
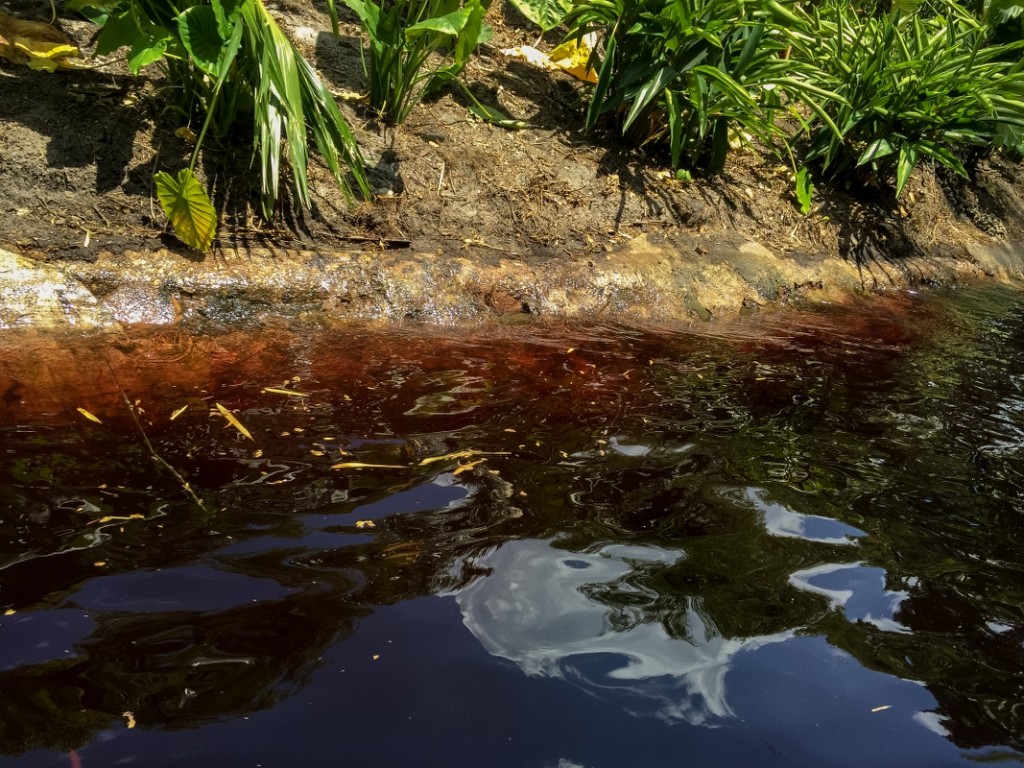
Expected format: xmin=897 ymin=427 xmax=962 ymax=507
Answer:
xmin=154 ymin=168 xmax=218 ymax=251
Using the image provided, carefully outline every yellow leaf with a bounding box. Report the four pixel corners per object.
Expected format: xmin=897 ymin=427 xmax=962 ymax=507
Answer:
xmin=418 ymin=449 xmax=509 ymax=466
xmin=215 ymin=402 xmax=253 ymax=440
xmin=262 ymin=387 xmax=310 ymax=397
xmin=3 ymin=609 xmax=15 ymax=616
xmin=77 ymin=407 xmax=102 ymax=424
xmin=123 ymin=711 xmax=136 ymax=729
xmin=0 ymin=12 xmax=83 ymax=70
xmin=174 ymin=126 xmax=198 ymax=145
xmin=170 ymin=404 xmax=189 ymax=420
xmin=453 ymin=459 xmax=486 ymax=476
xmin=331 ymin=462 xmax=406 ymax=470
xmin=355 ymin=520 xmax=376 ymax=528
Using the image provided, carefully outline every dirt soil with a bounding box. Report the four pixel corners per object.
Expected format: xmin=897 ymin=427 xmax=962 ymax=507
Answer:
xmin=2 ymin=0 xmax=1024 ymax=326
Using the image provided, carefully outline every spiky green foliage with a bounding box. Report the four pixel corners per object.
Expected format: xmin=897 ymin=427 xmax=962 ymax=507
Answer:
xmin=69 ymin=0 xmax=370 ymax=246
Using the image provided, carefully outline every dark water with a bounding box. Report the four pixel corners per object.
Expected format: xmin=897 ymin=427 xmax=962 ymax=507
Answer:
xmin=2 ymin=287 xmax=1024 ymax=768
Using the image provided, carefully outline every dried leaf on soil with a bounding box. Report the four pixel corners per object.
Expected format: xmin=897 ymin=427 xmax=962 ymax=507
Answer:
xmin=0 ymin=12 xmax=84 ymax=71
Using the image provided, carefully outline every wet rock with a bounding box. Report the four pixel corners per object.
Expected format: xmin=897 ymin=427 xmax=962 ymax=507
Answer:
xmin=0 ymin=247 xmax=117 ymax=330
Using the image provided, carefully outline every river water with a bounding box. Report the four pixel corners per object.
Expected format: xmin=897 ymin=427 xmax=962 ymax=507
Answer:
xmin=1 ymin=286 xmax=1023 ymax=767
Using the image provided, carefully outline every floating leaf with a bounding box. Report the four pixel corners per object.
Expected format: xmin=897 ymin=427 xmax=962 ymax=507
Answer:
xmin=123 ymin=711 xmax=136 ymax=729
xmin=262 ymin=387 xmax=310 ymax=397
xmin=355 ymin=520 xmax=376 ymax=528
xmin=418 ymin=449 xmax=509 ymax=466
xmin=154 ymin=168 xmax=218 ymax=251
xmin=214 ymin=402 xmax=253 ymax=440
xmin=331 ymin=462 xmax=406 ymax=470
xmin=77 ymin=407 xmax=103 ymax=424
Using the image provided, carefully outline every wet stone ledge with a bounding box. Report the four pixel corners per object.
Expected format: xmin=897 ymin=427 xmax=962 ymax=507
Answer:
xmin=1 ymin=237 xmax=1023 ymax=330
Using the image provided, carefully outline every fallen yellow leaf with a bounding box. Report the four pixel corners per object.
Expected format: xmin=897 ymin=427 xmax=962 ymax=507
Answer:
xmin=170 ymin=404 xmax=189 ymax=420
xmin=331 ymin=462 xmax=406 ymax=470
xmin=453 ymin=459 xmax=486 ymax=476
xmin=215 ymin=402 xmax=253 ymax=440
xmin=123 ymin=711 xmax=136 ymax=729
xmin=262 ymin=386 xmax=310 ymax=397
xmin=355 ymin=520 xmax=376 ymax=528
xmin=77 ymin=407 xmax=102 ymax=424
xmin=418 ymin=449 xmax=509 ymax=466
xmin=0 ymin=12 xmax=84 ymax=71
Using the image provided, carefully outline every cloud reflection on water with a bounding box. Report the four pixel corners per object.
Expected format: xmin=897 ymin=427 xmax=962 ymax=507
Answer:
xmin=452 ymin=538 xmax=792 ymax=725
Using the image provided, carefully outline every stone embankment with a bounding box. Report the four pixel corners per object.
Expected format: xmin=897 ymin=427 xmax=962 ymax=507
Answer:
xmin=2 ymin=236 xmax=1022 ymax=329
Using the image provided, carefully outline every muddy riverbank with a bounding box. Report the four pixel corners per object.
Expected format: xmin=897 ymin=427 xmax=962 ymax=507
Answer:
xmin=2 ymin=0 xmax=1024 ymax=329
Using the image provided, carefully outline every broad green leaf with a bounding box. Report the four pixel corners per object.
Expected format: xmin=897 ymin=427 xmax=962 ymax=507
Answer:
xmin=127 ymin=25 xmax=174 ymax=73
xmin=178 ymin=6 xmax=224 ymax=76
xmin=406 ymin=7 xmax=473 ymax=39
xmin=508 ymin=0 xmax=572 ymax=31
xmin=93 ymin=9 xmax=136 ymax=56
xmin=154 ymin=168 xmax=218 ymax=251
xmin=211 ymin=0 xmax=245 ymax=37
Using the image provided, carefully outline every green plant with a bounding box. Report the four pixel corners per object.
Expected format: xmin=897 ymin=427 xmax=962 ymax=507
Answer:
xmin=787 ymin=0 xmax=1024 ymax=198
xmin=507 ymin=0 xmax=571 ymax=31
xmin=69 ymin=0 xmax=370 ymax=249
xmin=563 ymin=0 xmax=840 ymax=175
xmin=328 ymin=0 xmax=491 ymax=124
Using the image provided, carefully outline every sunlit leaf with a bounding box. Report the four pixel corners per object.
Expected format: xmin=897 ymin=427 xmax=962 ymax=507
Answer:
xmin=331 ymin=462 xmax=407 ymax=469
xmin=508 ymin=0 xmax=571 ymax=31
xmin=0 ymin=12 xmax=83 ymax=70
xmin=170 ymin=404 xmax=190 ymax=420
xmin=418 ymin=449 xmax=509 ymax=465
xmin=77 ymin=407 xmax=103 ymax=424
xmin=795 ymin=166 xmax=814 ymax=215
xmin=153 ymin=168 xmax=217 ymax=251
xmin=214 ymin=402 xmax=253 ymax=440
xmin=262 ymin=386 xmax=310 ymax=397
xmin=355 ymin=520 xmax=377 ymax=528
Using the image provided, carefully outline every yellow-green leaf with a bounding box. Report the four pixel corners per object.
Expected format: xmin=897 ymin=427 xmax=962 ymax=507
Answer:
xmin=214 ymin=402 xmax=253 ymax=440
xmin=154 ymin=168 xmax=217 ymax=251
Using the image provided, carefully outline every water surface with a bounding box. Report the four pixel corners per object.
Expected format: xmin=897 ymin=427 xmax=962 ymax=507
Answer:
xmin=1 ymin=288 xmax=1023 ymax=767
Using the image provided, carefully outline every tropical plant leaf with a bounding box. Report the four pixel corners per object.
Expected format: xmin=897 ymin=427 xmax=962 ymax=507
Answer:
xmin=127 ymin=24 xmax=173 ymax=73
xmin=178 ymin=5 xmax=224 ymax=75
xmin=93 ymin=8 xmax=135 ymax=56
xmin=508 ymin=0 xmax=572 ymax=31
xmin=406 ymin=7 xmax=473 ymax=39
xmin=153 ymin=168 xmax=218 ymax=251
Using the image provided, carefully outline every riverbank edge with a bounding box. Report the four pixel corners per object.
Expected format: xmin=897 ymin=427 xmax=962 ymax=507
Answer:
xmin=2 ymin=234 xmax=1022 ymax=330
